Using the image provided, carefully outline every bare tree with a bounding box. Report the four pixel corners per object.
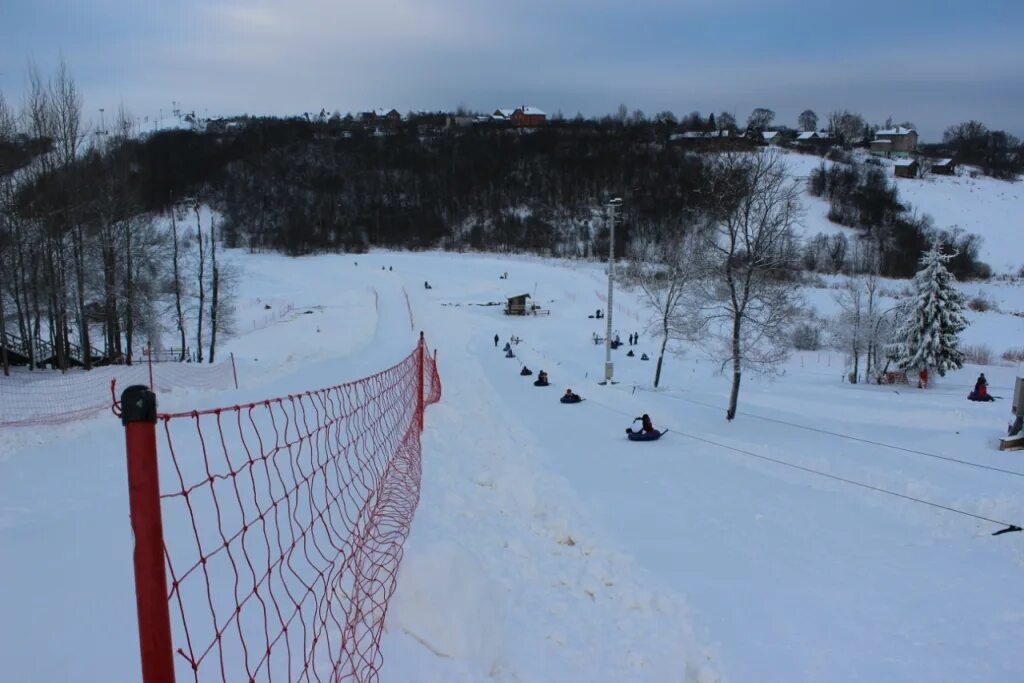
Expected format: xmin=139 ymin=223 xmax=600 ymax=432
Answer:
xmin=629 ymin=224 xmax=705 ymax=388
xmin=746 ymin=108 xmax=775 ymax=132
xmin=208 ymin=213 xmax=220 ymax=362
xmin=798 ymin=109 xmax=818 ymax=132
xmin=827 ymin=110 xmax=866 ymax=148
xmin=697 ymin=151 xmax=803 ymax=420
xmin=832 ymin=277 xmax=865 ymax=383
xmin=194 ymin=204 xmax=205 ymax=363
xmin=169 ymin=206 xmax=187 ymax=360
xmin=51 ymin=60 xmax=91 ymax=368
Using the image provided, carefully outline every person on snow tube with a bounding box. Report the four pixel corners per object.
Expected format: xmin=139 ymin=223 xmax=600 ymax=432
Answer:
xmin=534 ymin=370 xmax=549 ymax=387
xmin=626 ymin=414 xmax=655 ymax=435
xmin=968 ymin=374 xmax=994 ymax=401
xmin=520 ymin=366 xmax=533 ymax=376
xmin=561 ymin=389 xmax=582 ymax=403
xmin=505 ymin=348 xmax=515 ymax=358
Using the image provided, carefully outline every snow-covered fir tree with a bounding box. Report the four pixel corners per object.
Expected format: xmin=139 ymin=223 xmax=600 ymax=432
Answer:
xmin=887 ymin=242 xmax=968 ymax=376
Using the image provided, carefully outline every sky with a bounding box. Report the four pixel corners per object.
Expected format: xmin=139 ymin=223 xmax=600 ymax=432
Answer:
xmin=1 ymin=0 xmax=1022 ymax=142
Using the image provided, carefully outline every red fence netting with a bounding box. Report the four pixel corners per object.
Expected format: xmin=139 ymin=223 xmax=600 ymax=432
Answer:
xmin=119 ymin=335 xmax=440 ymax=683
xmin=1 ymin=360 xmax=237 ymax=428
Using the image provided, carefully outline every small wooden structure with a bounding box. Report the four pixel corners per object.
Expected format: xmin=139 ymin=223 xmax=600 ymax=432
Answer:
xmin=999 ymin=436 xmax=1024 ymax=451
xmin=931 ymin=158 xmax=956 ymax=175
xmin=881 ymin=370 xmax=908 ymax=385
xmin=894 ymin=159 xmax=919 ymax=179
xmin=505 ymin=294 xmax=531 ymax=315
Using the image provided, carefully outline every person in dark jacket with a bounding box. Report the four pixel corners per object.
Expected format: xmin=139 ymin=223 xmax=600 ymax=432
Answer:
xmin=520 ymin=366 xmax=533 ymax=376
xmin=494 ymin=334 xmax=499 ymax=347
xmin=627 ymin=414 xmax=655 ymax=434
xmin=968 ymin=373 xmax=994 ymax=401
xmin=534 ymin=371 xmax=549 ymax=386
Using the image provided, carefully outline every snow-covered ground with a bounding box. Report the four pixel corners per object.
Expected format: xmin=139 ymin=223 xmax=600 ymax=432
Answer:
xmin=781 ymin=148 xmax=1024 ymax=275
xmin=2 ymin=249 xmax=1024 ymax=682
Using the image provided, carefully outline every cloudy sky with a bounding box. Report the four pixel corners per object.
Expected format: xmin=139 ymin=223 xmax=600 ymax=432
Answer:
xmin=2 ymin=0 xmax=1022 ymax=141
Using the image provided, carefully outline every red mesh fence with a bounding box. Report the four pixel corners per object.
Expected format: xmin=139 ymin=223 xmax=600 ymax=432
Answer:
xmin=1 ymin=360 xmax=237 ymax=428
xmin=123 ymin=336 xmax=440 ymax=682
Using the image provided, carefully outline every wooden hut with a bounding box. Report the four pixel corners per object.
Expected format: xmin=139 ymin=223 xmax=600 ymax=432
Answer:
xmin=894 ymin=159 xmax=919 ymax=179
xmin=931 ymin=158 xmax=956 ymax=175
xmin=505 ymin=293 xmax=531 ymax=315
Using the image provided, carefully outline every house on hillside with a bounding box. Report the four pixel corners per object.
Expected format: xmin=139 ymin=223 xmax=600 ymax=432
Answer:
xmin=894 ymin=158 xmax=919 ymax=178
xmin=762 ymin=130 xmax=783 ymax=145
xmin=931 ymin=158 xmax=956 ymax=175
xmin=871 ymin=126 xmax=917 ymax=158
xmin=510 ymin=106 xmax=547 ymax=127
xmin=795 ymin=131 xmax=832 ymax=150
xmin=359 ymin=108 xmax=401 ymax=126
xmin=492 ymin=108 xmax=515 ymax=121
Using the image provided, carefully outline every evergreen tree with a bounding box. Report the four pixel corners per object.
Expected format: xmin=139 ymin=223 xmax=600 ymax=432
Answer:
xmin=888 ymin=242 xmax=967 ymax=377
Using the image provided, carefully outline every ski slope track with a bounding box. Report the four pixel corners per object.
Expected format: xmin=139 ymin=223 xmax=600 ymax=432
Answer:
xmin=2 ymin=249 xmax=1023 ymax=683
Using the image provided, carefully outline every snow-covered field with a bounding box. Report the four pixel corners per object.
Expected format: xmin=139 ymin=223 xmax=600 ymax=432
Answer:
xmin=3 ymin=246 xmax=1024 ymax=682
xmin=781 ymin=149 xmax=1024 ymax=275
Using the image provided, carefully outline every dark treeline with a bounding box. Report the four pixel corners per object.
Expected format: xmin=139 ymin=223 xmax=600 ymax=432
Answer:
xmin=0 ymin=66 xmax=230 ymax=373
xmin=214 ymin=116 xmax=727 ymax=257
xmin=807 ymin=161 xmax=988 ymax=279
xmin=4 ymin=64 xmax=1015 ymax=374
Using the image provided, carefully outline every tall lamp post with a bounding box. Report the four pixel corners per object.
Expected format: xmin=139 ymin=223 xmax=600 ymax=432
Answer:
xmin=603 ymin=197 xmax=622 ymax=384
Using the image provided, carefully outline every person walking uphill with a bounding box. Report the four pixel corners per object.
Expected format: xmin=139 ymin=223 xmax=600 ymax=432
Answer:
xmin=494 ymin=333 xmax=499 ymax=347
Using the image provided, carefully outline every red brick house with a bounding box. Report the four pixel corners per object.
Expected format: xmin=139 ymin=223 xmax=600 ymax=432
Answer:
xmin=509 ymin=106 xmax=547 ymax=127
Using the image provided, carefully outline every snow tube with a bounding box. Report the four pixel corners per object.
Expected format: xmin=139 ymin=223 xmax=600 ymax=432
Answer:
xmin=560 ymin=395 xmax=583 ymax=404
xmin=533 ymin=380 xmax=549 ymax=387
xmin=626 ymin=429 xmax=665 ymax=441
xmin=967 ymin=392 xmax=995 ymax=402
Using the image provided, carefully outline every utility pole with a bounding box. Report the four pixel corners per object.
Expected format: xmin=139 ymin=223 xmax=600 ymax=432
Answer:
xmin=603 ymin=198 xmax=622 ymax=384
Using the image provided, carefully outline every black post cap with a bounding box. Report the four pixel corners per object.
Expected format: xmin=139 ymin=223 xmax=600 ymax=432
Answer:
xmin=121 ymin=385 xmax=157 ymax=425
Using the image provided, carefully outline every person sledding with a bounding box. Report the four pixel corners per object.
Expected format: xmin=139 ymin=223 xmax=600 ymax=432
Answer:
xmin=505 ymin=348 xmax=516 ymax=358
xmin=626 ymin=414 xmax=655 ymax=435
xmin=626 ymin=349 xmax=635 ymax=357
xmin=640 ymin=353 xmax=649 ymax=361
xmin=626 ymin=414 xmax=665 ymax=440
xmin=520 ymin=366 xmax=533 ymax=376
xmin=533 ymin=370 xmax=549 ymax=387
xmin=560 ymin=388 xmax=583 ymax=403
xmin=968 ymin=373 xmax=994 ymax=401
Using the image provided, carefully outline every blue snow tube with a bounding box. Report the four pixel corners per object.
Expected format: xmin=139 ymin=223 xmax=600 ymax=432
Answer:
xmin=626 ymin=429 xmax=664 ymax=441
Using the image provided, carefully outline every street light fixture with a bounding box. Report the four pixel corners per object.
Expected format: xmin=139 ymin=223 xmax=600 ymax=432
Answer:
xmin=602 ymin=197 xmax=623 ymax=384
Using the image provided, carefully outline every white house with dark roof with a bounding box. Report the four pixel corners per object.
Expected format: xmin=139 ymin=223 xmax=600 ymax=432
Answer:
xmin=871 ymin=126 xmax=917 ymax=158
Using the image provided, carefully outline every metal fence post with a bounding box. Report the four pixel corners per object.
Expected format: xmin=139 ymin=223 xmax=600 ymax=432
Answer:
xmin=121 ymin=385 xmax=176 ymax=683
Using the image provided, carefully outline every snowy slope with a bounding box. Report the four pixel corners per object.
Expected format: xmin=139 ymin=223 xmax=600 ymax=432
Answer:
xmin=2 ymin=250 xmax=1023 ymax=682
xmin=780 ymin=148 xmax=1024 ymax=275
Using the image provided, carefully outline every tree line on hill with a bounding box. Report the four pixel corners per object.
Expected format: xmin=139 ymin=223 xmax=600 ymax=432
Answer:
xmin=0 ymin=63 xmax=1014 ymax=372
xmin=0 ymin=65 xmax=232 ymax=373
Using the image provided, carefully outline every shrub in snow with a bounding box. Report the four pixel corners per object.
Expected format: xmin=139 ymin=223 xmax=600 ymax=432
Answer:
xmin=967 ymin=294 xmax=994 ymax=312
xmin=792 ymin=322 xmax=822 ymax=350
xmin=1001 ymin=347 xmax=1024 ymax=363
xmin=886 ymin=242 xmax=968 ymax=376
xmin=961 ymin=344 xmax=993 ymax=365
